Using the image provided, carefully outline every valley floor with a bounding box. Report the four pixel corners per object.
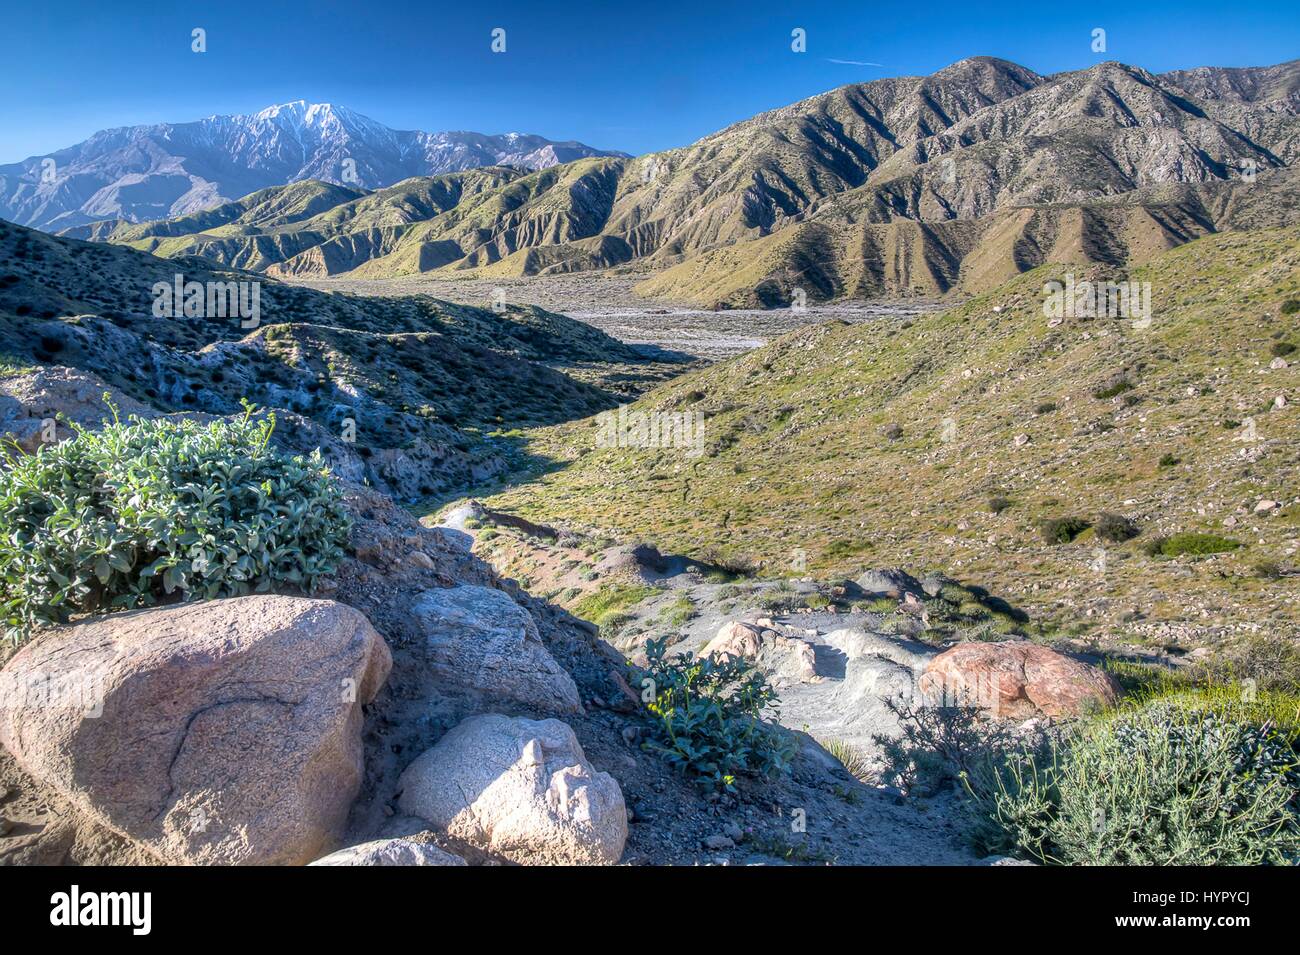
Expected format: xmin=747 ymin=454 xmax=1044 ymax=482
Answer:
xmin=294 ymin=272 xmax=943 ymax=360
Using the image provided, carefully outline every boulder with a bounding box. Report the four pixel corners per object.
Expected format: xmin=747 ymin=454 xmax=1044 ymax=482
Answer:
xmin=700 ymin=621 xmax=763 ymax=660
xmin=413 ymin=585 xmax=581 ymax=713
xmin=309 ymin=837 xmax=466 ymax=866
xmin=856 ymin=569 xmax=923 ymax=599
xmin=397 ymin=714 xmax=626 ymax=865
xmin=699 ymin=622 xmax=817 ymax=683
xmin=0 ymin=596 xmax=392 ymax=865
xmin=919 ymin=641 xmax=1120 ymax=719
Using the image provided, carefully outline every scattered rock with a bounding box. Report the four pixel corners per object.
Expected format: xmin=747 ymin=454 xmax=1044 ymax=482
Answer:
xmin=920 ymin=641 xmax=1120 ymax=719
xmin=0 ymin=596 xmax=392 ymax=865
xmin=704 ymin=834 xmax=735 ymax=850
xmin=309 ymin=837 xmax=466 ymax=866
xmin=1013 ymin=433 xmax=1031 ymax=448
xmin=412 ymin=584 xmax=581 ymax=713
xmin=1254 ymin=499 xmax=1280 ymax=513
xmin=856 ymin=569 xmax=923 ymax=599
xmin=699 ymin=622 xmax=817 ymax=683
xmin=396 ymin=714 xmax=627 ymax=865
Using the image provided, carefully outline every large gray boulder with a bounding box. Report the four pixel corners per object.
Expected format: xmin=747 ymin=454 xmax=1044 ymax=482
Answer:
xmin=397 ymin=714 xmax=626 ymax=865
xmin=0 ymin=596 xmax=392 ymax=865
xmin=855 ymin=569 xmax=924 ymax=598
xmin=309 ymin=837 xmax=466 ymax=866
xmin=413 ymin=584 xmax=581 ymax=713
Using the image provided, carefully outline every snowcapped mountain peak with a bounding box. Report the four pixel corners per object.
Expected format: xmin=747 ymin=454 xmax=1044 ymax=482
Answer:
xmin=1 ymin=105 xmax=629 ymax=230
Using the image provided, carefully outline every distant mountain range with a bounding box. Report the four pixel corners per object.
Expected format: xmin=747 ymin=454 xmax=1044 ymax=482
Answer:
xmin=47 ymin=58 xmax=1300 ymax=305
xmin=0 ymin=101 xmax=628 ymax=230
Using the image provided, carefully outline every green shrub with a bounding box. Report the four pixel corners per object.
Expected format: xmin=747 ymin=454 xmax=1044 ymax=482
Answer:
xmin=0 ymin=402 xmax=349 ymax=643
xmin=823 ymin=738 xmax=872 ymax=782
xmin=660 ymin=593 xmax=697 ymax=627
xmin=1146 ymin=532 xmax=1241 ymax=557
xmin=1280 ymin=299 xmax=1300 ymax=315
xmin=876 ymin=695 xmax=1021 ymax=797
xmin=571 ymin=582 xmax=658 ymax=630
xmin=1094 ymin=512 xmax=1139 ymax=543
xmin=1038 ymin=515 xmax=1090 ymax=544
xmin=970 ymin=701 xmax=1300 ymax=865
xmin=987 ymin=495 xmax=1013 ymax=514
xmin=1270 ymin=341 xmax=1296 ymax=358
xmin=1034 ymin=402 xmax=1057 ymax=415
xmin=1091 ymin=375 xmax=1132 ymax=400
xmin=1157 ymin=452 xmax=1179 ymax=468
xmin=1192 ymin=636 xmax=1300 ymax=696
xmin=639 ymin=636 xmax=795 ymax=793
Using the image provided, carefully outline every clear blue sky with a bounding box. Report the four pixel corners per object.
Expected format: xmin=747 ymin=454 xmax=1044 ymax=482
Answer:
xmin=2 ymin=0 xmax=1297 ymax=161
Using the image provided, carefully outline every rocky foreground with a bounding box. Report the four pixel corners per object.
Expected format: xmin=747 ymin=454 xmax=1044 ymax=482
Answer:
xmin=0 ymin=367 xmax=1130 ymax=866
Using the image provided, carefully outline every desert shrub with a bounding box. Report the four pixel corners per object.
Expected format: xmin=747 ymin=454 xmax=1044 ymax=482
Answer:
xmin=1253 ymin=560 xmax=1284 ymax=579
xmin=0 ymin=402 xmax=350 ymax=643
xmin=875 ymin=695 xmax=1022 ymax=797
xmin=1158 ymin=452 xmax=1179 ymax=468
xmin=823 ymin=738 xmax=872 ymax=782
xmin=1093 ymin=512 xmax=1139 ymax=543
xmin=660 ymin=593 xmax=696 ymax=627
xmin=571 ymin=582 xmax=658 ymax=631
xmin=969 ymin=701 xmax=1300 ymax=865
xmin=1034 ymin=402 xmax=1057 ymax=415
xmin=1193 ymin=635 xmax=1300 ymax=695
xmin=639 ymin=637 xmax=795 ymax=793
xmin=987 ymin=495 xmax=1013 ymax=514
xmin=1091 ymin=375 xmax=1132 ymax=400
xmin=1146 ymin=532 xmax=1241 ymax=557
xmin=1038 ymin=515 xmax=1090 ymax=544
xmin=881 ymin=422 xmax=903 ymax=440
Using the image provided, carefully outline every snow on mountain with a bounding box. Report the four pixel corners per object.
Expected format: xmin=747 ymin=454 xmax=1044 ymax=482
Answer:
xmin=0 ymin=102 xmax=628 ymax=231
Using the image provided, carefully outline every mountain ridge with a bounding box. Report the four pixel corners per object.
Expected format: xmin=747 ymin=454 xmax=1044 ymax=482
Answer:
xmin=0 ymin=101 xmax=629 ymax=231
xmin=39 ymin=57 xmax=1300 ymax=306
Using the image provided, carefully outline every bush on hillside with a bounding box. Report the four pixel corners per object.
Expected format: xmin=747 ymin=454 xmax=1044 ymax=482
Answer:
xmin=0 ymin=401 xmax=350 ymax=643
xmin=1094 ymin=512 xmax=1139 ymax=543
xmin=1143 ymin=532 xmax=1241 ymax=557
xmin=1038 ymin=515 xmax=1090 ymax=544
xmin=968 ymin=701 xmax=1300 ymax=865
xmin=639 ymin=636 xmax=795 ymax=793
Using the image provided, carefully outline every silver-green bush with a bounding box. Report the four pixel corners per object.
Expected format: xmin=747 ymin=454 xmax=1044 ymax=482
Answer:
xmin=1 ymin=402 xmax=350 ymax=643
xmin=969 ymin=701 xmax=1300 ymax=865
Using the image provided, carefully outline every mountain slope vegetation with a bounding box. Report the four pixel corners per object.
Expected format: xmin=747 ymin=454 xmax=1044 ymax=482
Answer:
xmin=478 ymin=228 xmax=1300 ymax=643
xmin=0 ymin=219 xmax=681 ymax=501
xmin=64 ymin=58 xmax=1300 ymax=307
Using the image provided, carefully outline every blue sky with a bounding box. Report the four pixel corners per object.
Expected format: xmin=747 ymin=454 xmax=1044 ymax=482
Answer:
xmin=1 ymin=0 xmax=1297 ymax=161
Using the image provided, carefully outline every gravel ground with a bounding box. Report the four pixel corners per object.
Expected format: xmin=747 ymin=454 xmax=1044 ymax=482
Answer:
xmin=293 ymin=272 xmax=944 ymax=360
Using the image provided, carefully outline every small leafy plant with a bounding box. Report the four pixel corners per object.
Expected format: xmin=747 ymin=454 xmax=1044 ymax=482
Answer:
xmin=0 ymin=400 xmax=350 ymax=643
xmin=638 ymin=637 xmax=794 ymax=793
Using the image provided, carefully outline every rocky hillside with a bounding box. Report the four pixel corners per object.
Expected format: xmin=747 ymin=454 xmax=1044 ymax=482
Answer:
xmin=0 ymin=218 xmax=684 ymax=501
xmin=0 ymin=101 xmax=627 ymax=231
xmin=477 ymin=228 xmax=1300 ymax=648
xmin=62 ymin=58 xmax=1300 ymax=306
